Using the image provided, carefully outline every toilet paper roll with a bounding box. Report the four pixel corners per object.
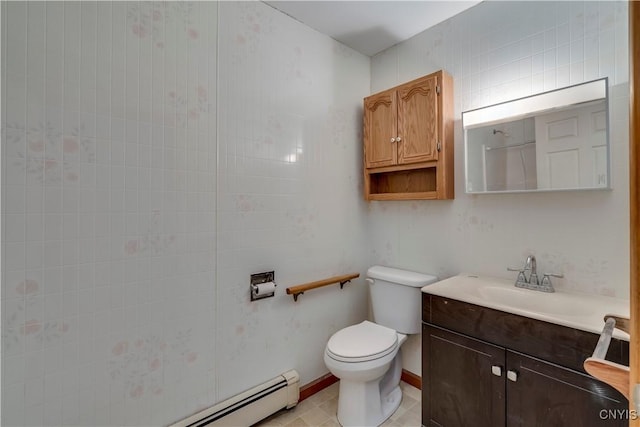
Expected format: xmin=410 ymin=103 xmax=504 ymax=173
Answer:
xmin=253 ymin=281 xmax=276 ymax=297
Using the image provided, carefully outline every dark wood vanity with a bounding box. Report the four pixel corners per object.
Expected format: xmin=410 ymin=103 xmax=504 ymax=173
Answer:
xmin=422 ymin=293 xmax=629 ymax=427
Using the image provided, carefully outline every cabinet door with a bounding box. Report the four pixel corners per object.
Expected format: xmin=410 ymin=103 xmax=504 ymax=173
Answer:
xmin=397 ymin=74 xmax=439 ymax=165
xmin=423 ymin=324 xmax=506 ymax=427
xmin=506 ymin=351 xmax=628 ymax=427
xmin=364 ymin=89 xmax=397 ymax=168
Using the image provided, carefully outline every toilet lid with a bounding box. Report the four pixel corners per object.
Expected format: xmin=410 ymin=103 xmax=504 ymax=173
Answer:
xmin=326 ymin=321 xmax=398 ymax=362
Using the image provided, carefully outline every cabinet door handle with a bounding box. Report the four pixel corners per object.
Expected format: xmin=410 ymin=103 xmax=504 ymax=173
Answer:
xmin=507 ymin=370 xmax=518 ymax=382
xmin=390 ymin=137 xmax=396 ymax=143
xmin=396 ymin=136 xmax=402 ymax=142
xmin=491 ymin=365 xmax=502 ymax=377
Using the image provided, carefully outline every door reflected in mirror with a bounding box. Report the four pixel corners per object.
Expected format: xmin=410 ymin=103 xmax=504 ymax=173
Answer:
xmin=463 ymin=79 xmax=610 ymax=194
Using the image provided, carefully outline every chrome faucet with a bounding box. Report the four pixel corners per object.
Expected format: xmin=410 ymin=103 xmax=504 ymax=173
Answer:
xmin=508 ymin=255 xmax=562 ymax=293
xmin=525 ymin=255 xmax=538 ymax=287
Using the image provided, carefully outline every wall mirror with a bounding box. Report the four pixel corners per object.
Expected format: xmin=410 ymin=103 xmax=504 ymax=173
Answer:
xmin=462 ymin=78 xmax=610 ymax=194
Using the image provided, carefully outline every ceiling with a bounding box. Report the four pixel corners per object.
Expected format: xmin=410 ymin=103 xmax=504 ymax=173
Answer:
xmin=264 ymin=1 xmax=482 ymax=57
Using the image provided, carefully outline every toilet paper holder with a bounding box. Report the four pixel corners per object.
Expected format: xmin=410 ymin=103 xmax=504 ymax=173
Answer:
xmin=250 ymin=271 xmax=276 ymax=301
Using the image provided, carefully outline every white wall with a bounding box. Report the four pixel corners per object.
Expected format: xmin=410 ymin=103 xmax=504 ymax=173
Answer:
xmin=215 ymin=1 xmax=371 ymax=401
xmin=369 ymin=0 xmax=630 ymax=375
xmin=2 ymin=2 xmax=219 ymax=425
xmin=1 ymin=1 xmax=371 ymax=425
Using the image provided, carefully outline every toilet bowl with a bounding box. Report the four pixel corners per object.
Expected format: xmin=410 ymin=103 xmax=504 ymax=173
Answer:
xmin=324 ymin=266 xmax=438 ymax=427
xmin=324 ymin=321 xmax=407 ymax=426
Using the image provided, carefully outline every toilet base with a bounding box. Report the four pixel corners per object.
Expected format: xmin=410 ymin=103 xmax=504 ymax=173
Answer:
xmin=380 ymin=385 xmax=402 ymax=423
xmin=335 ymin=350 xmax=404 ymax=427
xmin=336 ymin=382 xmax=402 ymax=427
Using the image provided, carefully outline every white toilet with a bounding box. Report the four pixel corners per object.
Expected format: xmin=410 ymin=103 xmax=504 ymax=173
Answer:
xmin=324 ymin=266 xmax=438 ymax=427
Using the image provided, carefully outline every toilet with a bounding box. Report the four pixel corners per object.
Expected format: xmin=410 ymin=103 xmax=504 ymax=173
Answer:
xmin=324 ymin=266 xmax=438 ymax=427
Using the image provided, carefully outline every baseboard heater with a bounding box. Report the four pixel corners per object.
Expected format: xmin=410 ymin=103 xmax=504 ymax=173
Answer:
xmin=171 ymin=370 xmax=300 ymax=427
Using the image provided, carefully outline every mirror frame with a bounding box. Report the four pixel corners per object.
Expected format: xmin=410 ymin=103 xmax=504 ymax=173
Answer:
xmin=462 ymin=78 xmax=610 ymax=194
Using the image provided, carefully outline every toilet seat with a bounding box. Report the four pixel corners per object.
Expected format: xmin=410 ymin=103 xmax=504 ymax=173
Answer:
xmin=326 ymin=321 xmax=398 ymax=363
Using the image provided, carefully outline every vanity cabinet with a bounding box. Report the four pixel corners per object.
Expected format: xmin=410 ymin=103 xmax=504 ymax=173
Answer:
xmin=422 ymin=294 xmax=629 ymax=427
xmin=363 ymin=70 xmax=454 ymax=200
xmin=506 ymin=350 xmax=625 ymax=426
xmin=424 ymin=324 xmax=505 ymax=426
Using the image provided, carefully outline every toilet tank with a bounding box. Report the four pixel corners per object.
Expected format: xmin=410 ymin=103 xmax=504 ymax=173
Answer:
xmin=367 ymin=266 xmax=438 ymax=334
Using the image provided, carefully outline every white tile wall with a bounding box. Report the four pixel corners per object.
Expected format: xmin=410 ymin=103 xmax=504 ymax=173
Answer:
xmin=371 ymin=0 xmax=629 ymax=295
xmin=2 ymin=1 xmax=371 ymax=425
xmin=369 ymin=0 xmax=630 ymax=374
xmin=215 ymin=1 xmax=370 ymax=401
xmin=2 ymin=2 xmax=218 ymax=425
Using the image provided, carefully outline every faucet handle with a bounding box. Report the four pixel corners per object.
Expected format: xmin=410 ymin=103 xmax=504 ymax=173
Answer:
xmin=540 ymin=273 xmax=563 ymax=292
xmin=544 ymin=273 xmax=564 ymax=278
xmin=507 ymin=269 xmax=528 ymax=287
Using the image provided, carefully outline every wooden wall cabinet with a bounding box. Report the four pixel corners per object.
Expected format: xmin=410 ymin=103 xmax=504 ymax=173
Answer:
xmin=363 ymin=70 xmax=454 ymax=200
xmin=422 ymin=294 xmax=629 ymax=427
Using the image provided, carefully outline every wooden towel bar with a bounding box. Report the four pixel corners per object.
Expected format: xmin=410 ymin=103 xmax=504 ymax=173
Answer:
xmin=286 ymin=273 xmax=360 ymax=302
xmin=583 ymin=314 xmax=630 ymax=399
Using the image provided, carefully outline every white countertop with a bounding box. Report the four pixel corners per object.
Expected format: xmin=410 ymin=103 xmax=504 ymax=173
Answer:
xmin=422 ymin=274 xmax=630 ymax=341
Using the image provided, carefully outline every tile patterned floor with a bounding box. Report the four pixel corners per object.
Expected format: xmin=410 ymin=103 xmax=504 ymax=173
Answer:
xmin=252 ymin=381 xmax=422 ymax=427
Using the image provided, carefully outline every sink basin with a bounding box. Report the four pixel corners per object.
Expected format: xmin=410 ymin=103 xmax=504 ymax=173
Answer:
xmin=477 ymin=286 xmax=591 ymax=316
xmin=421 ymin=274 xmax=630 ymax=338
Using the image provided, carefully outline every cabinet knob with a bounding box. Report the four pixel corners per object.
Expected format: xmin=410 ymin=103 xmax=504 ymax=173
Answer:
xmin=396 ymin=136 xmax=402 ymax=142
xmin=491 ymin=365 xmax=502 ymax=377
xmin=390 ymin=137 xmax=396 ymax=143
xmin=507 ymin=370 xmax=518 ymax=382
